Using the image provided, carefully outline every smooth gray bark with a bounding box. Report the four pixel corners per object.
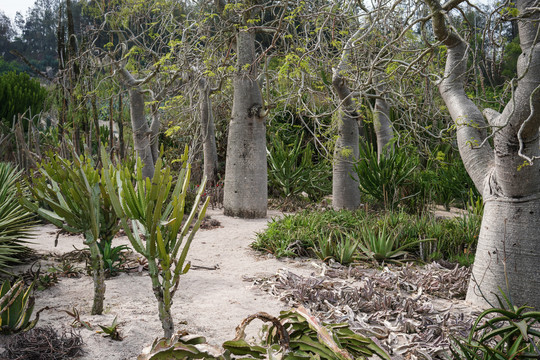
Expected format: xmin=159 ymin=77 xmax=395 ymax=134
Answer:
xmin=150 ymin=104 xmax=160 ymax=164
xmin=223 ymin=29 xmax=267 ymax=218
xmin=427 ymin=0 xmax=540 ymax=309
xmin=198 ymin=77 xmax=219 ymax=186
xmin=331 ymin=30 xmax=363 ymax=210
xmin=129 ymin=88 xmax=155 ymax=179
xmin=373 ymin=91 xmax=394 ymax=159
xmin=332 ymin=75 xmax=362 ymax=210
xmin=116 ymin=66 xmax=159 ymax=179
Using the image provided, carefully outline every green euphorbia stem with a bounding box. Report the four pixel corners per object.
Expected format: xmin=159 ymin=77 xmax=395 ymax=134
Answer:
xmin=85 ymin=233 xmax=106 ymax=315
xmin=148 ymin=253 xmax=174 ymax=338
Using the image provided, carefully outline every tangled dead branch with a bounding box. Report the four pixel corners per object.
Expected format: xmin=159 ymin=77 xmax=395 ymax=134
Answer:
xmin=1 ymin=326 xmax=84 ymax=360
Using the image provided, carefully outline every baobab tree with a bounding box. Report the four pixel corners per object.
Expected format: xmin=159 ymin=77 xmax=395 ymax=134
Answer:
xmin=222 ymin=1 xmax=275 ymax=218
xmin=426 ymin=0 xmax=540 ymax=309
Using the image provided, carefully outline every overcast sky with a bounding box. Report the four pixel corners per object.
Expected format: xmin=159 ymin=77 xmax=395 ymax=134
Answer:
xmin=1 ymin=0 xmax=37 ymax=20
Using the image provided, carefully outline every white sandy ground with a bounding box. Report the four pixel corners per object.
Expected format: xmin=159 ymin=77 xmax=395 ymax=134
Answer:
xmin=2 ymin=209 xmax=319 ymax=359
xmin=1 ymin=207 xmax=480 ymax=360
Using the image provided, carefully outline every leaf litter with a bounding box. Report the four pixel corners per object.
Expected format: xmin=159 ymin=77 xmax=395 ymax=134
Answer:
xmin=254 ymin=261 xmax=478 ymax=359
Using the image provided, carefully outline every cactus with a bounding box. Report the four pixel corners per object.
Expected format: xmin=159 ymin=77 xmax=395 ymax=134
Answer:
xmin=102 ymin=146 xmax=209 ymax=338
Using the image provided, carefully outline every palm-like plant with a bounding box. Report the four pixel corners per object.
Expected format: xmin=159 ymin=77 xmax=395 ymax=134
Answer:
xmin=21 ymin=153 xmax=120 ymax=315
xmin=0 ymin=162 xmax=35 ymax=274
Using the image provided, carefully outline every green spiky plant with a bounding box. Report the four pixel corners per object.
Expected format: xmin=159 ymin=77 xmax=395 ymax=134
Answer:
xmin=138 ymin=307 xmax=390 ymax=359
xmin=0 ymin=279 xmax=42 ymax=334
xmin=21 ymin=153 xmax=120 ymax=315
xmin=102 ymin=146 xmax=209 ymax=338
xmin=450 ymin=289 xmax=540 ymax=359
xmin=0 ymin=162 xmax=36 ymax=275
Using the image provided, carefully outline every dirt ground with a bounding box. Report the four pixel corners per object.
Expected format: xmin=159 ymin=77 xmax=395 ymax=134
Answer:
xmin=2 ymin=209 xmax=319 ymax=359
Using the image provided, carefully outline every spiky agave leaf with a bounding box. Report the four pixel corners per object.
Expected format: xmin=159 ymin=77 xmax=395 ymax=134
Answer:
xmin=0 ymin=162 xmax=36 ymax=274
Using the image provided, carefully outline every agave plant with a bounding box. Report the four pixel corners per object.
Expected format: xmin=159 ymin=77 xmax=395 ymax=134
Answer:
xmin=267 ymin=133 xmax=331 ymax=200
xmin=0 ymin=162 xmax=36 ymax=274
xmin=313 ymin=230 xmax=359 ymax=265
xmin=358 ymin=225 xmax=422 ymax=263
xmin=451 ymin=289 xmax=540 ymax=359
xmin=102 ymin=146 xmax=209 ymax=338
xmin=353 ymin=141 xmax=417 ymax=210
xmin=0 ymin=279 xmax=41 ymax=334
xmin=21 ymin=153 xmax=120 ymax=315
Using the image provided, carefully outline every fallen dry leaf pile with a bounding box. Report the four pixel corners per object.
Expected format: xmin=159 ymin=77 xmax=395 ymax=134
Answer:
xmin=256 ymin=262 xmax=477 ymax=359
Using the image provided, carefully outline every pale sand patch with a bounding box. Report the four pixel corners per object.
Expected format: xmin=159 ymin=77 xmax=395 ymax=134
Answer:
xmin=22 ymin=209 xmax=315 ymax=360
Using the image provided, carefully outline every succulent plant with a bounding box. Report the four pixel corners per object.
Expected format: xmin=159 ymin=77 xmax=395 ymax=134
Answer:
xmin=0 ymin=279 xmax=40 ymax=334
xmin=138 ymin=307 xmax=390 ymax=360
xmin=102 ymin=145 xmax=209 ymax=338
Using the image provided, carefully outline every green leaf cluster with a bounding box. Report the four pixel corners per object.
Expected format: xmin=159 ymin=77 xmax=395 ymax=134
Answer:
xmin=0 ymin=71 xmax=47 ymax=129
xmin=0 ymin=279 xmax=39 ymax=334
xmin=353 ymin=141 xmax=418 ymax=210
xmin=267 ymin=133 xmax=330 ymax=201
xmin=451 ymin=289 xmax=540 ymax=359
xmin=253 ymin=209 xmax=481 ymax=266
xmin=23 ymin=153 xmax=119 ymax=244
xmin=0 ymin=162 xmax=36 ymax=274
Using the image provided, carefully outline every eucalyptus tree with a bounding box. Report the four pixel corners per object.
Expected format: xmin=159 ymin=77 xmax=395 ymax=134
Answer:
xmin=425 ymin=0 xmax=540 ymax=309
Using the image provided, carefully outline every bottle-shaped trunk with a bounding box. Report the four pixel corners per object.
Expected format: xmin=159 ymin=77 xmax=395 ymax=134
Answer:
xmin=467 ymin=197 xmax=540 ymax=310
xmin=223 ymin=29 xmax=267 ymax=218
xmin=331 ymin=77 xmax=362 ymax=210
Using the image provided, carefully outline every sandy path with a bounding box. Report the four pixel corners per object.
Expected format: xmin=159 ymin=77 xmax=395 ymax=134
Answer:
xmin=20 ymin=209 xmax=314 ymax=359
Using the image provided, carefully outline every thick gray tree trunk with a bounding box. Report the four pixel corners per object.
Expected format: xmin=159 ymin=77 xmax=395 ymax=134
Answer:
xmin=331 ymin=30 xmax=363 ymax=210
xmin=150 ymin=104 xmax=160 ymax=164
xmin=332 ymin=76 xmax=362 ymax=210
xmin=223 ymin=29 xmax=267 ymax=218
xmin=427 ymin=0 xmax=540 ymax=309
xmin=373 ymin=90 xmax=394 ymax=159
xmin=129 ymin=88 xmax=155 ymax=179
xmin=198 ymin=77 xmax=219 ymax=186
xmin=117 ymin=66 xmax=159 ymax=179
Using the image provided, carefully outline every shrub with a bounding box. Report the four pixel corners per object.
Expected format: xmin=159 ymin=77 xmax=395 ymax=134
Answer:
xmin=0 ymin=71 xmax=47 ymax=129
xmin=451 ymin=290 xmax=540 ymax=359
xmin=0 ymin=279 xmax=40 ymax=334
xmin=267 ymin=133 xmax=331 ymax=201
xmin=102 ymin=146 xmax=209 ymax=338
xmin=353 ymin=141 xmax=418 ymax=210
xmin=22 ymin=153 xmax=120 ymax=315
